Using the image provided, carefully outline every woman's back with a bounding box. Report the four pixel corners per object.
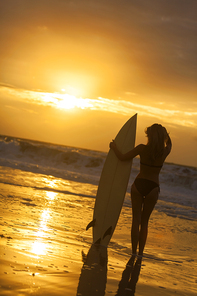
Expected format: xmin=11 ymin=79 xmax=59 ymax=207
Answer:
xmin=138 ymin=143 xmax=170 ymax=183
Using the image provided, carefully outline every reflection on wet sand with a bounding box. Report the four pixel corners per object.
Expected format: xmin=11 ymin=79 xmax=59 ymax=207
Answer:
xmin=31 ymin=191 xmax=58 ymax=257
xmin=115 ymin=256 xmax=142 ymax=296
xmin=76 ymin=244 xmax=108 ymax=296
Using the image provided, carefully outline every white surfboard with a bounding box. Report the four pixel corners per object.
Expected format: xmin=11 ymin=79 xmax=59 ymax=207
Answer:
xmin=86 ymin=114 xmax=137 ymax=246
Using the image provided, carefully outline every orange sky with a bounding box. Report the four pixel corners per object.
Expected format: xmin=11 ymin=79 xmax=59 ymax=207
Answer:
xmin=0 ymin=0 xmax=197 ymax=167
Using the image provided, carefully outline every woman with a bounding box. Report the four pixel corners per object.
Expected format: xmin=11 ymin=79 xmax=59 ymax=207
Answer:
xmin=110 ymin=124 xmax=172 ymax=258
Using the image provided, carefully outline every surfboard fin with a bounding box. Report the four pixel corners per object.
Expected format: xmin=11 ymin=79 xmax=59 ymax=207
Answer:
xmin=86 ymin=219 xmax=96 ymax=231
xmin=103 ymin=226 xmax=112 ymax=239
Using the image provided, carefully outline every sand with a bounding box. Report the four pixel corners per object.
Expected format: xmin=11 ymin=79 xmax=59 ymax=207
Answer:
xmin=0 ymin=181 xmax=197 ymax=296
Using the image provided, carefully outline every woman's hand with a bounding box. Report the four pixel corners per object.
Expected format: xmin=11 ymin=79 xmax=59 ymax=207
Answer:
xmin=109 ymin=140 xmax=116 ymax=150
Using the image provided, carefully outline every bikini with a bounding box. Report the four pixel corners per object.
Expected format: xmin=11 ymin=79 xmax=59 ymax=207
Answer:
xmin=134 ymin=162 xmax=162 ymax=197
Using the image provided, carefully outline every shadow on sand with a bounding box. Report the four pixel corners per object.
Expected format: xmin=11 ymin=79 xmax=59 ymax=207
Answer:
xmin=77 ymin=245 xmax=142 ymax=296
xmin=115 ymin=256 xmax=142 ymax=296
xmin=76 ymin=244 xmax=108 ymax=296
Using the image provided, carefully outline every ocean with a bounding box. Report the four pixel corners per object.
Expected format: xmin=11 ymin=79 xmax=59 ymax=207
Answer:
xmin=0 ymin=135 xmax=197 ymax=296
xmin=0 ymin=135 xmax=196 ymax=220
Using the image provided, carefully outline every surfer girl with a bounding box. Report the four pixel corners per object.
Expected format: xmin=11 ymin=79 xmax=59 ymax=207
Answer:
xmin=110 ymin=124 xmax=172 ymax=258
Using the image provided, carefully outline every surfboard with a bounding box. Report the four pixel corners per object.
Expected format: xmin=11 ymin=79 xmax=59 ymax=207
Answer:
xmin=86 ymin=114 xmax=137 ymax=246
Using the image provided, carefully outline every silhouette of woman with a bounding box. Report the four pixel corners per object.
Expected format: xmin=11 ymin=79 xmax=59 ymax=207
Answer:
xmin=110 ymin=124 xmax=172 ymax=258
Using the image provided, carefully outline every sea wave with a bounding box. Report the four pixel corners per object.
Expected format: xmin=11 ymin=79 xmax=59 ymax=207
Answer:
xmin=0 ymin=135 xmax=197 ymax=192
xmin=0 ymin=135 xmax=105 ymax=167
xmin=0 ymin=135 xmax=105 ymax=184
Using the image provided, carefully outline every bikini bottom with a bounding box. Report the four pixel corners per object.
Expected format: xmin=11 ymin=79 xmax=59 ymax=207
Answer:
xmin=134 ymin=178 xmax=160 ymax=197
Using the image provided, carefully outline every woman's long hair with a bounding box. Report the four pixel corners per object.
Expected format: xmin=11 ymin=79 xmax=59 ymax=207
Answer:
xmin=145 ymin=124 xmax=168 ymax=162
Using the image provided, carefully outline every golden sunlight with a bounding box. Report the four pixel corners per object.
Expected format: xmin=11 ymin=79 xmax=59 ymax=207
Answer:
xmin=32 ymin=240 xmax=47 ymax=256
xmin=31 ymin=208 xmax=51 ymax=257
xmin=40 ymin=92 xmax=93 ymax=110
xmin=46 ymin=191 xmax=57 ymax=201
xmin=57 ymin=93 xmax=93 ymax=110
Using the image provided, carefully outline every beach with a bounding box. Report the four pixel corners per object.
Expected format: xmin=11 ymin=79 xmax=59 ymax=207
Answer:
xmin=0 ymin=136 xmax=197 ymax=295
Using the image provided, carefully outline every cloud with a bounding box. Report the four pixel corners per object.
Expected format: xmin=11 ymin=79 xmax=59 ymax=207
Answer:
xmin=5 ymin=105 xmax=20 ymax=111
xmin=1 ymin=84 xmax=196 ymax=129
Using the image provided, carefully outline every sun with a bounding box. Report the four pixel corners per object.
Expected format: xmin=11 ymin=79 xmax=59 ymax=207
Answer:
xmin=56 ymin=93 xmax=93 ymax=110
xmin=39 ymin=91 xmax=93 ymax=110
xmin=57 ymin=94 xmax=78 ymax=109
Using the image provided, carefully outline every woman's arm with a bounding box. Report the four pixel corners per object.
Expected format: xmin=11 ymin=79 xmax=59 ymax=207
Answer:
xmin=109 ymin=140 xmax=144 ymax=161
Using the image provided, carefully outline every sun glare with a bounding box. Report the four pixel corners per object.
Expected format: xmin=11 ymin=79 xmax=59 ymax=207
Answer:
xmin=32 ymin=240 xmax=46 ymax=256
xmin=57 ymin=93 xmax=93 ymax=110
xmin=58 ymin=94 xmax=78 ymax=109
xmin=39 ymin=92 xmax=93 ymax=110
xmin=46 ymin=191 xmax=57 ymax=201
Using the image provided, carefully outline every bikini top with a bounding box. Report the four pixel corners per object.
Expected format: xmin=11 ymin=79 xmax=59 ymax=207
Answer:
xmin=140 ymin=161 xmax=163 ymax=168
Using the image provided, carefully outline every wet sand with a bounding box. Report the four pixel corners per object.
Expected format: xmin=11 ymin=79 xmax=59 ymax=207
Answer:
xmin=0 ymin=181 xmax=197 ymax=296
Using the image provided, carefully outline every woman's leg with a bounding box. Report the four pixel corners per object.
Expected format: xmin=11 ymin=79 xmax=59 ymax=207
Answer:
xmin=138 ymin=187 xmax=159 ymax=256
xmin=131 ymin=183 xmax=143 ymax=255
